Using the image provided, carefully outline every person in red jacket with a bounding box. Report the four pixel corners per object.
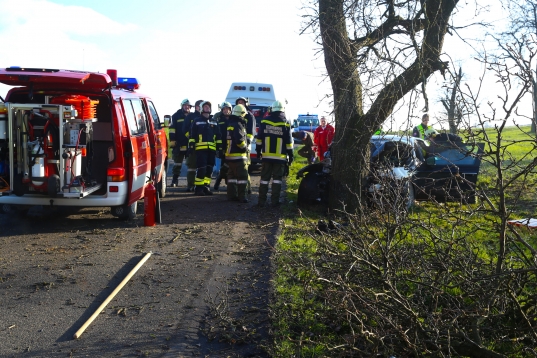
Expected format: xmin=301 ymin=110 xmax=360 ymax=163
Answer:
xmin=313 ymin=116 xmax=334 ymax=161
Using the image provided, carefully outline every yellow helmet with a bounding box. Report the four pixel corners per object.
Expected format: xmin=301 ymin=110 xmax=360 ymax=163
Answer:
xmin=232 ymin=104 xmax=247 ymax=117
xmin=271 ymin=100 xmax=285 ymax=112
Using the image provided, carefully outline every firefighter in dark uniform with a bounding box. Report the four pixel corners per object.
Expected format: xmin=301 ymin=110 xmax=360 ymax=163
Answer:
xmin=225 ymin=104 xmax=249 ymax=202
xmin=188 ymin=101 xmax=222 ymax=196
xmin=183 ymin=99 xmax=203 ymax=191
xmin=235 ymin=97 xmax=256 ymax=194
xmin=256 ymin=100 xmax=293 ymax=207
xmin=169 ymin=98 xmax=191 ymax=187
xmin=213 ymin=101 xmax=232 ymax=191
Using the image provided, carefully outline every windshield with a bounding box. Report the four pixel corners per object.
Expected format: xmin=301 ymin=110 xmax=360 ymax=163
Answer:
xmin=297 ymin=118 xmax=319 ymax=127
xmin=432 ymin=143 xmax=481 ymax=166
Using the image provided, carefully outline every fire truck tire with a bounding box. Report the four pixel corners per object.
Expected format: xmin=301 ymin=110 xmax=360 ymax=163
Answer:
xmin=48 ymin=174 xmax=60 ymax=198
xmin=14 ymin=174 xmax=24 ymax=197
xmin=157 ymin=167 xmax=166 ymax=198
xmin=111 ymin=201 xmax=138 ymax=220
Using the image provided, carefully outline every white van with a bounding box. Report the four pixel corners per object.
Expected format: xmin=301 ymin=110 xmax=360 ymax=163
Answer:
xmin=225 ymin=82 xmax=276 ymax=164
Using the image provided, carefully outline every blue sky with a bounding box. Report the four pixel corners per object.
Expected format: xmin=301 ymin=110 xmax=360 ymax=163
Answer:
xmin=0 ymin=0 xmax=332 ymax=121
xmin=0 ymin=0 xmax=531 ymax=129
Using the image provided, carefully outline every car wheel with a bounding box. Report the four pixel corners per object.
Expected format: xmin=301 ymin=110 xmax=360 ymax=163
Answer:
xmin=111 ymin=201 xmax=138 ymax=220
xmin=158 ymin=167 xmax=167 ymax=198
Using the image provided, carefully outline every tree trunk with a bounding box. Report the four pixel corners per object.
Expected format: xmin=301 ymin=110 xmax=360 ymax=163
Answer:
xmin=319 ymin=0 xmax=367 ymax=213
xmin=319 ymin=0 xmax=458 ymax=213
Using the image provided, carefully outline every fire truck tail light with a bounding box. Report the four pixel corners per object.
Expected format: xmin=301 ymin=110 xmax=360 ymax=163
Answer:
xmin=107 ymin=168 xmax=126 ymax=182
xmin=109 ymin=186 xmax=119 ymax=193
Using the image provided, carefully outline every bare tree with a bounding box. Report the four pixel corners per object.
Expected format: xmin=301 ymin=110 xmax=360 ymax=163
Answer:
xmin=503 ymin=0 xmax=537 ymax=133
xmin=309 ymin=0 xmax=459 ymax=212
xmin=440 ymin=66 xmax=465 ymax=134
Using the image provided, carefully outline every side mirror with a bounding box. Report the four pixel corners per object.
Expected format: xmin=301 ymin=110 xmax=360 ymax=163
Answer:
xmin=163 ymin=115 xmax=171 ymax=127
xmin=425 ymin=156 xmax=436 ymax=166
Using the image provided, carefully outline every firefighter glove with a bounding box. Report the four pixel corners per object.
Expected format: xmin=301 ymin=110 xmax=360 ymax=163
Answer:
xmin=169 ymin=140 xmax=176 ymax=148
xmin=287 ymin=150 xmax=294 ymax=165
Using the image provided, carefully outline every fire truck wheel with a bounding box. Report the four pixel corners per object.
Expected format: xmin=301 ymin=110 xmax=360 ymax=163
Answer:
xmin=48 ymin=174 xmax=60 ymax=198
xmin=158 ymin=167 xmax=167 ymax=198
xmin=111 ymin=201 xmax=138 ymax=220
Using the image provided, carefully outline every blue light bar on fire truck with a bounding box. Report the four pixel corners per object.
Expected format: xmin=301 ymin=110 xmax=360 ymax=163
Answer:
xmin=117 ymin=77 xmax=140 ymax=90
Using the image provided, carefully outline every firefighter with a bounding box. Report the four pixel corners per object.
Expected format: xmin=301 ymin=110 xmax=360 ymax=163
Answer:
xmin=256 ymin=100 xmax=293 ymax=207
xmin=183 ymin=99 xmax=203 ymax=191
xmin=314 ymin=116 xmax=335 ymax=162
xmin=235 ymin=97 xmax=255 ymax=194
xmin=169 ymin=98 xmax=191 ymax=187
xmin=213 ymin=101 xmax=232 ymax=191
xmin=225 ymin=104 xmax=249 ymax=202
xmin=188 ymin=101 xmax=222 ymax=196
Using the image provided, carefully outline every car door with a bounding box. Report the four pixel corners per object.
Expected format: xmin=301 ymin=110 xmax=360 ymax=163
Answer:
xmin=144 ymin=99 xmax=166 ymax=183
xmin=413 ymin=142 xmax=484 ymax=201
xmin=121 ymin=98 xmax=151 ymax=204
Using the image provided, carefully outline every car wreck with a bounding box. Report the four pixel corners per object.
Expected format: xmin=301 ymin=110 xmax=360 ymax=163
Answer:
xmin=296 ymin=134 xmax=484 ymax=209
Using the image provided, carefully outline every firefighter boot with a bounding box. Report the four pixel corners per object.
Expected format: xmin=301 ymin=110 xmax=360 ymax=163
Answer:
xmin=258 ymin=183 xmax=269 ymax=207
xmin=227 ymin=179 xmax=238 ymax=201
xmin=170 ymin=174 xmax=179 ymax=187
xmin=238 ymin=182 xmax=248 ymax=203
xmin=213 ymin=175 xmax=222 ymax=191
xmin=203 ymin=185 xmax=213 ymax=196
xmin=271 ymin=181 xmax=283 ymax=207
xmin=194 ymin=186 xmax=205 ymax=196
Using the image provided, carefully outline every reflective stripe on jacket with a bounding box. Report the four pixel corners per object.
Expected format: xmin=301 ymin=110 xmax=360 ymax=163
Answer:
xmin=256 ymin=112 xmax=293 ymax=163
xmin=189 ymin=115 xmax=222 ymax=151
xmin=225 ymin=115 xmax=248 ymax=161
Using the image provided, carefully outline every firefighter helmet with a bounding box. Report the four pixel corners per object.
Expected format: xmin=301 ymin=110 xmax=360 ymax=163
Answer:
xmin=232 ymin=104 xmax=247 ymax=117
xmin=181 ymin=98 xmax=191 ymax=106
xmin=271 ymin=100 xmax=285 ymax=112
xmin=220 ymin=101 xmax=232 ymax=110
xmin=200 ymin=101 xmax=212 ymax=114
xmin=235 ymin=97 xmax=249 ymax=106
xmin=424 ymin=128 xmax=438 ymax=139
xmin=194 ymin=99 xmax=204 ymax=108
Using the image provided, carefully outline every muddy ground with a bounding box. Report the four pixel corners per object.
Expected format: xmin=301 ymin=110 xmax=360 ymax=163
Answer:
xmin=0 ymin=165 xmax=282 ymax=357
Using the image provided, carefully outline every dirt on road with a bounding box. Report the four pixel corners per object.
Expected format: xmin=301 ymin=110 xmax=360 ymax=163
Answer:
xmin=0 ymin=167 xmax=281 ymax=357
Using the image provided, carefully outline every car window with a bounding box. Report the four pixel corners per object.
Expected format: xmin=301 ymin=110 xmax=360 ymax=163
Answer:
xmin=123 ymin=99 xmax=147 ymax=136
xmin=433 ymin=145 xmax=478 ymax=165
xmin=147 ymin=100 xmax=161 ymax=130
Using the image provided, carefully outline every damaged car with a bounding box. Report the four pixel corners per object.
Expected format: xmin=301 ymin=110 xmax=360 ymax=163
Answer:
xmin=296 ymin=134 xmax=484 ymax=208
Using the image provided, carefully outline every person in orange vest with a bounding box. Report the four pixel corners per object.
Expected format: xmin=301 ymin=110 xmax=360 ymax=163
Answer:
xmin=313 ymin=116 xmax=334 ymax=162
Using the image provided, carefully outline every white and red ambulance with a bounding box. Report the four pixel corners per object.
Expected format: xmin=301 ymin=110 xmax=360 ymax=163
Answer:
xmin=0 ymin=67 xmax=168 ymax=219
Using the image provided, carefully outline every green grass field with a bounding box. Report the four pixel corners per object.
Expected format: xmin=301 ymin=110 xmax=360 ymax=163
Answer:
xmin=272 ymin=125 xmax=537 ymax=357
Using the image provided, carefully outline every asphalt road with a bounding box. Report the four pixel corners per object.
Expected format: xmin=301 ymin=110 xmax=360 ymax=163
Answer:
xmin=0 ymin=165 xmax=279 ymax=357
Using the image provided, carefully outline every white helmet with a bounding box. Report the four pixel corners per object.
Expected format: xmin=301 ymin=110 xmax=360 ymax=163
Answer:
xmin=271 ymin=100 xmax=285 ymax=112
